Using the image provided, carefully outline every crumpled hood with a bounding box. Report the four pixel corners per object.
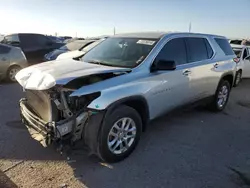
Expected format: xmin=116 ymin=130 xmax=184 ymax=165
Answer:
xmin=15 ymin=59 xmax=130 ymax=90
xmin=56 ymin=50 xmax=85 ymax=60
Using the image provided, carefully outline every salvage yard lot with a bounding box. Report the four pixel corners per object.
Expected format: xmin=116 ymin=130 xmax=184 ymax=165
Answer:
xmin=1 ymin=80 xmax=250 ymax=188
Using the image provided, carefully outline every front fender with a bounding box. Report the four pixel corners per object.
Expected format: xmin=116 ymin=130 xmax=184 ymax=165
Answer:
xmin=86 ymin=80 xmax=161 ymax=110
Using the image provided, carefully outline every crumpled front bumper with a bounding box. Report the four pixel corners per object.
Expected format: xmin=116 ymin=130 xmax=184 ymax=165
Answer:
xmin=19 ymin=98 xmax=89 ymax=147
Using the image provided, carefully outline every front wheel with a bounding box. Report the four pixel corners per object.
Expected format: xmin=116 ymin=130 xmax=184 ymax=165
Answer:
xmin=97 ymin=105 xmax=142 ymax=163
xmin=7 ymin=65 xmax=21 ymax=82
xmin=209 ymin=79 xmax=231 ymax=112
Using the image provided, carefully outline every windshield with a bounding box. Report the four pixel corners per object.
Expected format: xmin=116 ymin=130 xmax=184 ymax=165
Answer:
xmin=81 ymin=39 xmax=104 ymax=52
xmin=81 ymin=37 xmax=157 ymax=68
xmin=233 ymin=48 xmax=242 ymax=58
xmin=59 ymin=41 xmax=90 ymax=51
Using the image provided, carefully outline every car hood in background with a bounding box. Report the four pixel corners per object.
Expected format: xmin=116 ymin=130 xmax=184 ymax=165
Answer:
xmin=45 ymin=49 xmax=68 ymax=60
xmin=15 ymin=59 xmax=131 ymax=90
xmin=56 ymin=50 xmax=86 ymax=60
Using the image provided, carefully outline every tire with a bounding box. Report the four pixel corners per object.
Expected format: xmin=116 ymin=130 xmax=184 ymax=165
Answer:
xmin=97 ymin=105 xmax=142 ymax=163
xmin=209 ymin=79 xmax=231 ymax=112
xmin=234 ymin=70 xmax=242 ymax=87
xmin=6 ymin=65 xmax=21 ymax=82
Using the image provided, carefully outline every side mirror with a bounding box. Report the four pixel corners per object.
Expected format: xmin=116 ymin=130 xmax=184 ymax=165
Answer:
xmin=151 ymin=59 xmax=176 ymax=72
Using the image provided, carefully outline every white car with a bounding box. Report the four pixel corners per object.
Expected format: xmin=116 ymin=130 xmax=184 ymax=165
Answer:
xmin=56 ymin=38 xmax=106 ymax=60
xmin=231 ymin=44 xmax=250 ymax=86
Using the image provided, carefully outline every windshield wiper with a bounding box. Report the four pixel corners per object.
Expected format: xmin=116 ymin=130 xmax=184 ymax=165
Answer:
xmin=87 ymin=60 xmax=116 ymax=67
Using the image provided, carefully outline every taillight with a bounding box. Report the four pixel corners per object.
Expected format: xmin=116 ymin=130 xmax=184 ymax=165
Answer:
xmin=233 ymin=58 xmax=240 ymax=63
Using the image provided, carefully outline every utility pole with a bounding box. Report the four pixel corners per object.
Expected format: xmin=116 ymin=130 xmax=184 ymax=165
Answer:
xmin=189 ymin=22 xmax=192 ymax=33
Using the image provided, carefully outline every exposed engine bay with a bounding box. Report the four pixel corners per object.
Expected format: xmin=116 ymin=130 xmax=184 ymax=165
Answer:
xmin=19 ymin=72 xmax=125 ymax=151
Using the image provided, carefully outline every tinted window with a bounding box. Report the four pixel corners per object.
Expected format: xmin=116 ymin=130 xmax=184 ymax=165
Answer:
xmin=186 ymin=37 xmax=209 ymax=62
xmin=0 ymin=45 xmax=11 ymax=54
xmin=204 ymin=39 xmax=214 ymax=58
xmin=155 ymin=38 xmax=187 ymax=65
xmin=20 ymin=34 xmax=50 ymax=49
xmin=215 ymin=38 xmax=235 ymax=55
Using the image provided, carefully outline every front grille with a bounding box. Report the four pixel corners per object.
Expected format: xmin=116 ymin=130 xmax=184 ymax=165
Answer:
xmin=25 ymin=90 xmax=59 ymax=122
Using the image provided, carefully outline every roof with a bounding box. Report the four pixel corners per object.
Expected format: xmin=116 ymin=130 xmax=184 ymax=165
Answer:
xmin=113 ymin=32 xmax=169 ymax=39
xmin=112 ymin=31 xmax=225 ymax=39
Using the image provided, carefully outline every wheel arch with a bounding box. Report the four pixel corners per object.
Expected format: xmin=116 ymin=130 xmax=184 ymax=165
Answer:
xmin=220 ymin=72 xmax=234 ymax=88
xmin=106 ymin=95 xmax=150 ymax=132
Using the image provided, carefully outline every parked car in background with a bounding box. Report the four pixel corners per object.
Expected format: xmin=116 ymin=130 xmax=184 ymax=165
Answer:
xmin=0 ymin=33 xmax=65 ymax=65
xmin=231 ymin=44 xmax=250 ymax=86
xmin=0 ymin=44 xmax=28 ymax=82
xmin=47 ymin=36 xmax=64 ymax=43
xmin=44 ymin=39 xmax=97 ymax=61
xmin=56 ymin=38 xmax=106 ymax=60
xmin=16 ymin=32 xmax=236 ymax=163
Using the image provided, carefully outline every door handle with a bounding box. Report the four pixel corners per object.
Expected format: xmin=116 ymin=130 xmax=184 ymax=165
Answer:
xmin=214 ymin=63 xmax=219 ymax=68
xmin=183 ymin=69 xmax=191 ymax=76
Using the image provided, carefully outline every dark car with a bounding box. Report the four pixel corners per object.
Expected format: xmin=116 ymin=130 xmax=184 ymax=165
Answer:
xmin=1 ymin=33 xmax=65 ymax=64
xmin=44 ymin=39 xmax=96 ymax=61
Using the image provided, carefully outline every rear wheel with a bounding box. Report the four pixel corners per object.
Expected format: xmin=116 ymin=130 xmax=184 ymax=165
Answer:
xmin=209 ymin=79 xmax=231 ymax=112
xmin=7 ymin=65 xmax=21 ymax=82
xmin=234 ymin=70 xmax=242 ymax=87
xmin=97 ymin=105 xmax=142 ymax=163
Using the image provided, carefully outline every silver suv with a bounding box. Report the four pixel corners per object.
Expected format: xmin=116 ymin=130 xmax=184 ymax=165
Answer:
xmin=16 ymin=32 xmax=237 ymax=163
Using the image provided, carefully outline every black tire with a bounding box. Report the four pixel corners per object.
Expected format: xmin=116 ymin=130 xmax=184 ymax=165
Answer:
xmin=234 ymin=70 xmax=242 ymax=87
xmin=209 ymin=79 xmax=231 ymax=112
xmin=6 ymin=65 xmax=21 ymax=82
xmin=97 ymin=105 xmax=142 ymax=163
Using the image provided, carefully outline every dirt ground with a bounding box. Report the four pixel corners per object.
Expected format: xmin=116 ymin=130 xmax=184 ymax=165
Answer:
xmin=0 ymin=79 xmax=250 ymax=188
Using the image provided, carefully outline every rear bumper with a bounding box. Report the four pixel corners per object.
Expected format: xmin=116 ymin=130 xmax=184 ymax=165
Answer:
xmin=19 ymin=98 xmax=89 ymax=147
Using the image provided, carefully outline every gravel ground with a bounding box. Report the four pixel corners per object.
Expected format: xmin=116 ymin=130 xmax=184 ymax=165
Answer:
xmin=0 ymin=79 xmax=250 ymax=188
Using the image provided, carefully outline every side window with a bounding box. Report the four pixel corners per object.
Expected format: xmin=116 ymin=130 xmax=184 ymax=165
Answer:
xmin=35 ymin=35 xmax=51 ymax=46
xmin=204 ymin=39 xmax=214 ymax=58
xmin=155 ymin=38 xmax=187 ymax=65
xmin=215 ymin=38 xmax=235 ymax=55
xmin=186 ymin=37 xmax=209 ymax=62
xmin=0 ymin=45 xmax=11 ymax=54
xmin=243 ymin=49 xmax=248 ymax=59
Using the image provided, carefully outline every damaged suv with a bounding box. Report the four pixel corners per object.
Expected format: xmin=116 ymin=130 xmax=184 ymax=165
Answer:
xmin=16 ymin=32 xmax=236 ymax=163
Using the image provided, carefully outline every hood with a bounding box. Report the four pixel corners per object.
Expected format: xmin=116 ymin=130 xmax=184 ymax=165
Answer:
xmin=15 ymin=59 xmax=131 ymax=90
xmin=56 ymin=50 xmax=85 ymax=60
xmin=45 ymin=49 xmax=68 ymax=60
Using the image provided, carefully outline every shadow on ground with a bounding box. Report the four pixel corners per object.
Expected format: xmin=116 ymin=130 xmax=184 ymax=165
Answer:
xmin=0 ymin=170 xmax=18 ymax=188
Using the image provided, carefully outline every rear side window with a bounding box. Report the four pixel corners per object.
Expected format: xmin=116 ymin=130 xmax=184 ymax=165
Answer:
xmin=0 ymin=45 xmax=11 ymax=54
xmin=204 ymin=39 xmax=214 ymax=58
xmin=156 ymin=38 xmax=187 ymax=65
xmin=186 ymin=37 xmax=210 ymax=62
xmin=215 ymin=38 xmax=235 ymax=55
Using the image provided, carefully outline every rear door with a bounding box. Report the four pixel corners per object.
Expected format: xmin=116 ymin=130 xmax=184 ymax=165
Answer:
xmin=184 ymin=37 xmax=215 ymax=100
xmin=0 ymin=45 xmax=11 ymax=78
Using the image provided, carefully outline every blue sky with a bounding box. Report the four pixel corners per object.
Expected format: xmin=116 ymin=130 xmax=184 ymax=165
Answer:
xmin=0 ymin=0 xmax=250 ymax=38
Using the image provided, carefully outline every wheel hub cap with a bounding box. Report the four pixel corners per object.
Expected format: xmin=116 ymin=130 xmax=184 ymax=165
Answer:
xmin=107 ymin=117 xmax=136 ymax=154
xmin=217 ymin=85 xmax=228 ymax=108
